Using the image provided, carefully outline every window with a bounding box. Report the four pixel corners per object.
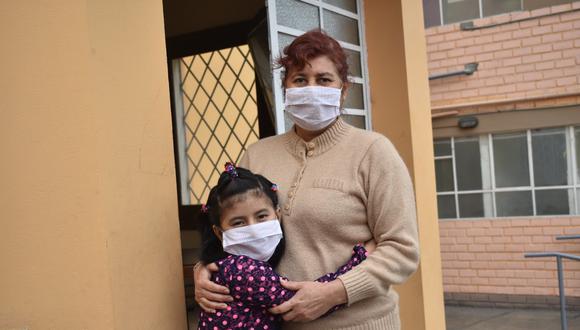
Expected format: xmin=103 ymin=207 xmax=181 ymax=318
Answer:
xmin=267 ymin=0 xmax=371 ymax=132
xmin=434 ymin=126 xmax=579 ymax=219
xmin=424 ymin=0 xmax=576 ymax=28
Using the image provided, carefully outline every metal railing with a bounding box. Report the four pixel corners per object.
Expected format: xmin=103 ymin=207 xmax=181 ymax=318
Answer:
xmin=524 ymin=235 xmax=580 ymax=330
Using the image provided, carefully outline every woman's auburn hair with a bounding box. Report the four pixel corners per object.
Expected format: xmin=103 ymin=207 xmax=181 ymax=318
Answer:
xmin=276 ymin=29 xmax=349 ymax=86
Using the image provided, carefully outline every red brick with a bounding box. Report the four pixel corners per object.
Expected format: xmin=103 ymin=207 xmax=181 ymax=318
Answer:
xmin=537 ymin=80 xmax=557 ymax=89
xmin=520 ymin=19 xmax=539 ymax=29
xmin=492 ymin=236 xmax=511 ymax=244
xmin=553 ymin=40 xmax=574 ymax=50
xmin=456 ymin=38 xmax=475 ymax=47
xmin=562 ymin=29 xmax=580 ymax=40
xmin=556 ymin=58 xmax=576 ymax=68
xmin=541 ymin=33 xmax=563 ymax=43
xmin=447 ymin=48 xmax=466 ymax=58
xmin=460 ymin=89 xmax=479 ymax=98
xmin=474 ymin=35 xmax=493 ymax=45
xmin=503 ymin=57 xmax=522 ymax=66
xmin=560 ymin=9 xmax=580 ymax=22
xmin=522 ymin=36 xmax=542 ymax=46
xmin=465 ymin=45 xmax=484 ymax=55
xmin=497 ymin=85 xmax=516 ymax=93
xmin=472 ymin=277 xmax=489 ymax=285
xmin=468 ymin=244 xmax=486 ymax=252
xmin=494 ymin=49 xmax=513 ymax=59
xmin=483 ymin=43 xmax=502 ymax=53
xmin=445 ymin=31 xmax=464 ymax=41
xmin=524 ymin=227 xmax=543 ymax=235
xmin=438 ymin=41 xmax=456 ymax=51
xmin=543 ymin=68 xmax=564 ymax=79
xmin=552 ymin=22 xmax=574 ymax=32
xmin=539 ymin=15 xmax=560 ymax=25
xmin=427 ymin=34 xmax=444 ymax=44
xmin=437 ymin=24 xmax=457 ymax=34
xmin=557 ymin=76 xmax=577 ymax=86
xmin=532 ymin=235 xmax=553 ymax=243
xmin=430 ymin=51 xmax=447 ymax=61
xmin=542 ymin=51 xmax=563 ymax=61
xmin=513 ymin=28 xmax=532 ymax=39
xmin=501 ymin=39 xmax=521 ymax=50
xmin=496 ymin=66 xmax=516 ymax=75
xmin=475 ymin=53 xmax=494 ymax=62
xmin=535 ymin=61 xmax=555 ymax=70
xmin=493 ymin=32 xmax=513 ymax=42
xmin=516 ymin=64 xmax=536 ymax=73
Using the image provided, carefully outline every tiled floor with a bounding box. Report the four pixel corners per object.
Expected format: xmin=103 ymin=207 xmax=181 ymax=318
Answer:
xmin=188 ymin=306 xmax=580 ymax=329
xmin=445 ymin=306 xmax=580 ymax=330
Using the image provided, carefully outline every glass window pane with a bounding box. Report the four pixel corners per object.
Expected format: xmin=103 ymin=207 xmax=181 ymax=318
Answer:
xmin=458 ymin=193 xmax=484 ymax=218
xmin=344 ymin=49 xmax=362 ymax=77
xmin=278 ymin=33 xmax=296 ymax=55
xmin=455 ymin=137 xmax=482 ymax=191
xmin=435 ymin=139 xmax=452 ymax=157
xmin=423 ymin=0 xmax=442 ymax=28
xmin=341 ymin=114 xmax=365 ymax=129
xmin=524 ymin=0 xmax=574 ymax=11
xmin=442 ymin=0 xmax=480 ymax=24
xmin=496 ymin=191 xmax=533 ymax=217
xmin=532 ymin=128 xmax=567 ymax=187
xmin=343 ymin=83 xmax=364 ymax=109
xmin=322 ymin=9 xmax=359 ymax=45
xmin=493 ymin=132 xmax=530 ymax=188
xmin=536 ymin=189 xmax=570 ymax=215
xmin=323 ymin=0 xmax=358 ymax=13
xmin=575 ymin=128 xmax=580 ymax=183
xmin=482 ymin=0 xmax=522 ymax=17
xmin=436 ymin=159 xmax=455 ymax=192
xmin=438 ymin=195 xmax=457 ymax=219
xmin=276 ymin=0 xmax=320 ymax=31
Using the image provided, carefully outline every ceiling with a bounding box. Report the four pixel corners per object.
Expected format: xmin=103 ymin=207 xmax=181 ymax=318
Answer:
xmin=162 ymin=0 xmax=265 ymax=37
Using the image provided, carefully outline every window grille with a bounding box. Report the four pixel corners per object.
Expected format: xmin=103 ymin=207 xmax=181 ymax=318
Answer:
xmin=172 ymin=45 xmax=260 ymax=205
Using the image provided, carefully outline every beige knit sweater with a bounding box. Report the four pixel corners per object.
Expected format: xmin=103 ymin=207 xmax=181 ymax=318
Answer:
xmin=239 ymin=118 xmax=419 ymax=330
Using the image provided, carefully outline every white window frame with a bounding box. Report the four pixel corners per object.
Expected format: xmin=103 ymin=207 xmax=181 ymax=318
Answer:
xmin=435 ymin=125 xmax=580 ymax=219
xmin=266 ymin=0 xmax=372 ymax=133
xmin=438 ymin=0 xmax=524 ymax=25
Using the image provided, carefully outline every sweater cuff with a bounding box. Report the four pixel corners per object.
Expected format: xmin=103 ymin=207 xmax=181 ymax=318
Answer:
xmin=337 ymin=266 xmax=376 ymax=305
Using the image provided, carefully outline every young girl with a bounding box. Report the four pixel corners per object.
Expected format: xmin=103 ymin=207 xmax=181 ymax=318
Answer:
xmin=197 ymin=163 xmax=368 ymax=330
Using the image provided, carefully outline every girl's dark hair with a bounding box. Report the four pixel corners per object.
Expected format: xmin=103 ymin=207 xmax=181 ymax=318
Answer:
xmin=199 ymin=165 xmax=285 ymax=267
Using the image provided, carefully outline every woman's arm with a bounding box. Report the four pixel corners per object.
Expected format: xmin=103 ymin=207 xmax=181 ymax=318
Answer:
xmin=193 ymin=262 xmax=233 ymax=312
xmin=337 ymin=137 xmax=420 ymax=305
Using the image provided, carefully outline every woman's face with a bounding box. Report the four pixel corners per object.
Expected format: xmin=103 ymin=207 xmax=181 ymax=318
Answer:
xmin=285 ymin=55 xmax=344 ymax=91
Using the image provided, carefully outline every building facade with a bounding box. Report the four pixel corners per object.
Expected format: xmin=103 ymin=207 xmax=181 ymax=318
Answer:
xmin=425 ymin=0 xmax=580 ymax=309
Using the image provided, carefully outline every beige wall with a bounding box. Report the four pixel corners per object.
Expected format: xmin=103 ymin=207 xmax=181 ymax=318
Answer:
xmin=0 ymin=1 xmax=186 ymax=329
xmin=364 ymin=1 xmax=446 ymax=329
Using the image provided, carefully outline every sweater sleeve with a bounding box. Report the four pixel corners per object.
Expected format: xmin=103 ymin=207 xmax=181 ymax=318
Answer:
xmin=337 ymin=137 xmax=420 ymax=305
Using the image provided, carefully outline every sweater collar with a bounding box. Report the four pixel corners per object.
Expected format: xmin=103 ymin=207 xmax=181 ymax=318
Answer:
xmin=284 ymin=117 xmax=350 ymax=157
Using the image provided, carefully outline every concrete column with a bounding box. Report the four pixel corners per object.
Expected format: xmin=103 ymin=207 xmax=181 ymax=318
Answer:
xmin=364 ymin=0 xmax=446 ymax=329
xmin=0 ymin=1 xmax=187 ymax=329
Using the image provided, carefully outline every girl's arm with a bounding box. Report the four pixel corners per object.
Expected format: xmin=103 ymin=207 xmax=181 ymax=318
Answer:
xmin=229 ymin=245 xmax=367 ymax=309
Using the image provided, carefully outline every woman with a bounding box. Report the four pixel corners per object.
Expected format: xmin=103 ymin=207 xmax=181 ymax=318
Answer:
xmin=194 ymin=29 xmax=419 ymax=330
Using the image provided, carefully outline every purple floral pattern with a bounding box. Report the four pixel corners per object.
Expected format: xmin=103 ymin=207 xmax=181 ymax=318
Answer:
xmin=198 ymin=244 xmax=368 ymax=330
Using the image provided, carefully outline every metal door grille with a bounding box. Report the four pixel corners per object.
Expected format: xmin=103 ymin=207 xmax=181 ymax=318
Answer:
xmin=172 ymin=45 xmax=259 ymax=205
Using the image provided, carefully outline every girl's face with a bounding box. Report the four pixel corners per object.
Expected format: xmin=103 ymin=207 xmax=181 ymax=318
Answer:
xmin=212 ymin=192 xmax=279 ymax=240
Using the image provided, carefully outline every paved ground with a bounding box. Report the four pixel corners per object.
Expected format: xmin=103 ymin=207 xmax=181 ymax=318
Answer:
xmin=188 ymin=306 xmax=580 ymax=329
xmin=445 ymin=306 xmax=580 ymax=330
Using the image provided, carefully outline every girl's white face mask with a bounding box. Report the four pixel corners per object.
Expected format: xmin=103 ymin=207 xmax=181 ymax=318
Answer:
xmin=222 ymin=220 xmax=283 ymax=262
xmin=284 ymin=86 xmax=342 ymax=131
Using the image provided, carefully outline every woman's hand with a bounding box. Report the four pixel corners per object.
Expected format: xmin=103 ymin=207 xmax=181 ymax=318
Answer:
xmin=269 ymin=279 xmax=347 ymax=322
xmin=193 ymin=262 xmax=233 ymax=313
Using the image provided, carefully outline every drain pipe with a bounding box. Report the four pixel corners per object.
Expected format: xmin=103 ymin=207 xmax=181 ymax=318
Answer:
xmin=429 ymin=62 xmax=479 ymax=80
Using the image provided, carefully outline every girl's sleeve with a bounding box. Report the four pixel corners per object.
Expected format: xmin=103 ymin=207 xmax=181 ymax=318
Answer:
xmin=227 ymin=256 xmax=295 ymax=308
xmin=316 ymin=244 xmax=368 ymax=283
xmin=315 ymin=244 xmax=368 ymax=315
xmin=338 ymin=137 xmax=420 ymax=306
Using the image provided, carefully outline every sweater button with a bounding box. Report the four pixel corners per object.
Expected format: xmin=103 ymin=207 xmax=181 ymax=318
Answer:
xmin=307 ymin=151 xmax=314 ymax=157
xmin=307 ymin=142 xmax=315 ymax=149
xmin=284 ymin=205 xmax=290 ymax=211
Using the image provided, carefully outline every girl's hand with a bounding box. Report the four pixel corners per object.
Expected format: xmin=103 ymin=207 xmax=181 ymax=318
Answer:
xmin=269 ymin=279 xmax=347 ymax=322
xmin=364 ymin=239 xmax=377 ymax=253
xmin=193 ymin=262 xmax=233 ymax=313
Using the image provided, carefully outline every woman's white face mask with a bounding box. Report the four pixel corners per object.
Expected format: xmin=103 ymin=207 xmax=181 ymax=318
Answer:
xmin=221 ymin=220 xmax=283 ymax=262
xmin=284 ymin=86 xmax=342 ymax=131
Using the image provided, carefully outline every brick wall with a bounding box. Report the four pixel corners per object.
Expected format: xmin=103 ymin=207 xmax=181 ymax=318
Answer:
xmin=426 ymin=2 xmax=580 ymax=116
xmin=439 ymin=217 xmax=580 ymax=307
xmin=427 ymin=1 xmax=580 ymax=308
